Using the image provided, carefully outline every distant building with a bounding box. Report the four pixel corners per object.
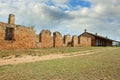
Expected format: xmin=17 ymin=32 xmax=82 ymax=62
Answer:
xmin=78 ymin=29 xmax=113 ymax=47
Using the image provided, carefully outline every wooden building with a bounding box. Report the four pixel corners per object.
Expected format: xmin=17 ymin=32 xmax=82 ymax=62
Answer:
xmin=78 ymin=29 xmax=113 ymax=47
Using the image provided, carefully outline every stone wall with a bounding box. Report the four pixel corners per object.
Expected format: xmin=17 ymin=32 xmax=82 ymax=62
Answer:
xmin=39 ymin=30 xmax=52 ymax=48
xmin=53 ymin=32 xmax=63 ymax=47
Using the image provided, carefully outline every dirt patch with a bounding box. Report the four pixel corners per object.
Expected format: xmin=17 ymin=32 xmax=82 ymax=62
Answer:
xmin=0 ymin=48 xmax=117 ymax=66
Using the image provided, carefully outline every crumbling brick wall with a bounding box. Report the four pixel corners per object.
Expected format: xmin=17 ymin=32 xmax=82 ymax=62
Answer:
xmin=0 ymin=23 xmax=36 ymax=50
xmin=13 ymin=25 xmax=36 ymax=49
xmin=39 ymin=30 xmax=52 ymax=48
xmin=53 ymin=32 xmax=63 ymax=47
xmin=63 ymin=34 xmax=71 ymax=47
xmin=0 ymin=14 xmax=36 ymax=50
xmin=72 ymin=35 xmax=78 ymax=47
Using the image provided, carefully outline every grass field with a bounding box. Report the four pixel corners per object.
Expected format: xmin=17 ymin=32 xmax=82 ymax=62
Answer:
xmin=0 ymin=47 xmax=120 ymax=80
xmin=0 ymin=47 xmax=99 ymax=58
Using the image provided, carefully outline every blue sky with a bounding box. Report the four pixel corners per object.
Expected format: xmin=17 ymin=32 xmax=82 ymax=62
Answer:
xmin=0 ymin=0 xmax=120 ymax=41
xmin=69 ymin=0 xmax=91 ymax=8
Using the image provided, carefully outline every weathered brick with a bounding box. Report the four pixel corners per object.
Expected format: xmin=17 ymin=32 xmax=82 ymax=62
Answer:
xmin=53 ymin=32 xmax=63 ymax=47
xmin=39 ymin=30 xmax=52 ymax=48
xmin=72 ymin=35 xmax=78 ymax=47
xmin=8 ymin=14 xmax=15 ymax=24
xmin=79 ymin=36 xmax=92 ymax=46
xmin=63 ymin=34 xmax=71 ymax=47
xmin=0 ymin=14 xmax=36 ymax=50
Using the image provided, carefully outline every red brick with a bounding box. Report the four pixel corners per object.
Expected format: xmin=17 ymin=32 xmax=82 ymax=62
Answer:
xmin=53 ymin=32 xmax=63 ymax=47
xmin=39 ymin=30 xmax=52 ymax=48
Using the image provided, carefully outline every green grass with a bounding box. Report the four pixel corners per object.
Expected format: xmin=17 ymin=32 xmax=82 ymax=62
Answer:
xmin=0 ymin=47 xmax=99 ymax=58
xmin=0 ymin=47 xmax=120 ymax=80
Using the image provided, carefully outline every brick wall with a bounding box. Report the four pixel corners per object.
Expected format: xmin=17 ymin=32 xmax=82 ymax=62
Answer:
xmin=39 ymin=30 xmax=52 ymax=48
xmin=53 ymin=32 xmax=63 ymax=47
xmin=0 ymin=14 xmax=36 ymax=50
xmin=72 ymin=35 xmax=78 ymax=47
xmin=63 ymin=34 xmax=71 ymax=47
xmin=79 ymin=36 xmax=92 ymax=46
xmin=0 ymin=14 xmax=114 ymax=50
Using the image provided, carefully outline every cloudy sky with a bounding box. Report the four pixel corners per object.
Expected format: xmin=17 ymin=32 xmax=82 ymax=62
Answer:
xmin=0 ymin=0 xmax=120 ymax=41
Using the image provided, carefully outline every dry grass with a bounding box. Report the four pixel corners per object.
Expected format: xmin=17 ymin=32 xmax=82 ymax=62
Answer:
xmin=0 ymin=47 xmax=120 ymax=80
xmin=0 ymin=47 xmax=99 ymax=58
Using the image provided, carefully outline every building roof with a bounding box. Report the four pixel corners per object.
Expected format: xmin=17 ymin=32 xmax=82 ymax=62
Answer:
xmin=80 ymin=31 xmax=113 ymax=41
xmin=112 ymin=40 xmax=120 ymax=43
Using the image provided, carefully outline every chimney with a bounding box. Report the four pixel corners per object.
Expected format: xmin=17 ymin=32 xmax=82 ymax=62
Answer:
xmin=95 ymin=33 xmax=97 ymax=35
xmin=84 ymin=29 xmax=87 ymax=32
xmin=106 ymin=36 xmax=108 ymax=38
xmin=8 ymin=14 xmax=15 ymax=24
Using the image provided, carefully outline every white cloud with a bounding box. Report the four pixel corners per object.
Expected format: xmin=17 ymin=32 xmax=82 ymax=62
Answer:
xmin=52 ymin=0 xmax=69 ymax=4
xmin=0 ymin=0 xmax=120 ymax=40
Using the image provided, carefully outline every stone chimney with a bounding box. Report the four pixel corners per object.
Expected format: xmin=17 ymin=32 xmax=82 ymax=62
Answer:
xmin=8 ymin=14 xmax=15 ymax=24
xmin=84 ymin=29 xmax=87 ymax=32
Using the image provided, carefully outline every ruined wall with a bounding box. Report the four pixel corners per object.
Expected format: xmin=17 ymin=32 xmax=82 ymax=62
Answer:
xmin=53 ymin=32 xmax=63 ymax=47
xmin=13 ymin=25 xmax=36 ymax=49
xmin=63 ymin=34 xmax=71 ymax=47
xmin=0 ymin=14 xmax=114 ymax=50
xmin=0 ymin=22 xmax=5 ymax=41
xmin=72 ymin=35 xmax=78 ymax=47
xmin=0 ymin=14 xmax=36 ymax=50
xmin=39 ymin=30 xmax=52 ymax=48
xmin=0 ymin=24 xmax=36 ymax=50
